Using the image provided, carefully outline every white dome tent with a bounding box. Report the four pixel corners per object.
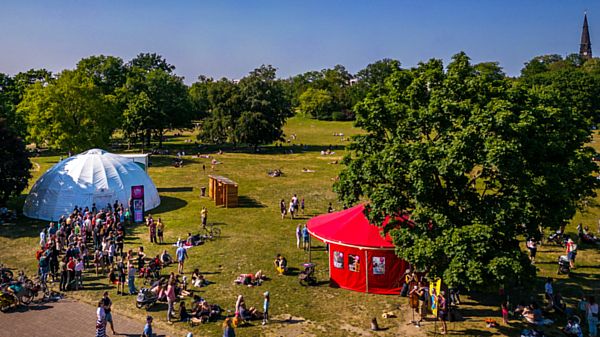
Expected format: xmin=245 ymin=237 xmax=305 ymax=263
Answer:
xmin=24 ymin=149 xmax=160 ymax=221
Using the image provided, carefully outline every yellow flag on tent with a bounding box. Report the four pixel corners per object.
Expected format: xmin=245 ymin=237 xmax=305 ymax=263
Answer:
xmin=429 ymin=278 xmax=442 ymax=316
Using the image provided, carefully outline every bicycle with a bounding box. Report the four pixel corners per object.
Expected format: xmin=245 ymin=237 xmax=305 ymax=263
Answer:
xmin=201 ymin=223 xmax=221 ymax=240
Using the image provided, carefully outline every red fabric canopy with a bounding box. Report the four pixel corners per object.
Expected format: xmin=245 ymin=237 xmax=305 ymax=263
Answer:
xmin=307 ymin=204 xmax=396 ymax=249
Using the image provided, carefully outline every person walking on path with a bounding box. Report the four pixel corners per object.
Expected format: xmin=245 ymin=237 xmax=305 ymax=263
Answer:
xmin=96 ymin=300 xmax=107 ymax=337
xmin=142 ymin=315 xmax=153 ymax=337
xmin=296 ymin=225 xmax=302 ymax=249
xmin=262 ymin=291 xmax=270 ymax=325
xmin=176 ymin=244 xmax=188 ymax=274
xmin=587 ymin=296 xmax=598 ymax=337
xmin=156 ymin=218 xmax=165 ymax=244
xmin=102 ymin=291 xmax=117 ymax=335
xmin=166 ymin=280 xmax=176 ymax=324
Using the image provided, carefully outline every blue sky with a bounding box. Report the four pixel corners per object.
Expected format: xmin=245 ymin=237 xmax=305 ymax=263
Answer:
xmin=0 ymin=1 xmax=598 ymax=83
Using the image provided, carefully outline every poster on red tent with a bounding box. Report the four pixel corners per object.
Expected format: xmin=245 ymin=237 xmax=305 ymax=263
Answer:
xmin=131 ymin=185 xmax=145 ymax=223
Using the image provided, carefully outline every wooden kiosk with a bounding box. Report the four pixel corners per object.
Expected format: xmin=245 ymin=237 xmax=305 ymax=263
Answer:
xmin=208 ymin=175 xmax=238 ymax=208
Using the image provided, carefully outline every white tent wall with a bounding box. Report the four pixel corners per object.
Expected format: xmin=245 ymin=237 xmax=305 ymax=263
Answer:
xmin=23 ymin=149 xmax=161 ymax=221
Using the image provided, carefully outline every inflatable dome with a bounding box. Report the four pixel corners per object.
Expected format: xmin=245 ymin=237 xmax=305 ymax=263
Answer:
xmin=24 ymin=149 xmax=160 ymax=221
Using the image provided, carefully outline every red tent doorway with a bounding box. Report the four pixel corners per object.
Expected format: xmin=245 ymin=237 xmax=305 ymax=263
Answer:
xmin=306 ymin=204 xmax=410 ymax=295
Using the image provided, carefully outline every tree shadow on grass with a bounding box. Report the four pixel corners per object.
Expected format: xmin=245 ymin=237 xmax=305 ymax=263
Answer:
xmin=0 ymin=216 xmax=42 ymax=239
xmin=157 ymin=187 xmax=194 ymax=193
xmin=237 ymin=196 xmax=266 ymax=208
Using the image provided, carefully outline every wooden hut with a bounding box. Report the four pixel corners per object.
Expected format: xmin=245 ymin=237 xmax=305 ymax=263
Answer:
xmin=208 ymin=175 xmax=238 ymax=208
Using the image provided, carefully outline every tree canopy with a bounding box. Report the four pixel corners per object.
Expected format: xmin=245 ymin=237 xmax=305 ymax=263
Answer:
xmin=17 ymin=70 xmax=119 ymax=152
xmin=335 ymin=52 xmax=598 ymax=289
xmin=0 ymin=118 xmax=32 ymax=205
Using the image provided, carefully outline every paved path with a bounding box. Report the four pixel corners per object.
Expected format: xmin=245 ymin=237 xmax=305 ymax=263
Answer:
xmin=0 ymin=298 xmax=167 ymax=337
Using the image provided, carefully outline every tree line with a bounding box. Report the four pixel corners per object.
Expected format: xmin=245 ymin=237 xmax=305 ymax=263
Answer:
xmin=336 ymin=52 xmax=600 ymax=290
xmin=0 ymin=54 xmax=403 ymax=153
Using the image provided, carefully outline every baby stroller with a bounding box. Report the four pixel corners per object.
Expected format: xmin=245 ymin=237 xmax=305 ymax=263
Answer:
xmin=299 ymin=262 xmax=317 ymax=286
xmin=135 ymin=288 xmax=157 ymax=309
xmin=557 ymin=255 xmax=571 ymax=276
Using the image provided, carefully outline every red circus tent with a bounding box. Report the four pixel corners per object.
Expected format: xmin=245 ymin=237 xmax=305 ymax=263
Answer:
xmin=307 ymin=204 xmax=410 ymax=295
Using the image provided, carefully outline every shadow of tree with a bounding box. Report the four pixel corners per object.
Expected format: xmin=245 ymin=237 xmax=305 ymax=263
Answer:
xmin=237 ymin=196 xmax=266 ymax=208
xmin=150 ymin=196 xmax=188 ymax=215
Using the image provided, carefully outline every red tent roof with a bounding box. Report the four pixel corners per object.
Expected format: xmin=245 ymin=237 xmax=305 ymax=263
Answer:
xmin=307 ymin=204 xmax=402 ymax=249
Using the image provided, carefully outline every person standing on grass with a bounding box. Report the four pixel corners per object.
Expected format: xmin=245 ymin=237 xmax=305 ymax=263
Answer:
xmin=292 ymin=194 xmax=299 ymax=214
xmin=147 ymin=215 xmax=157 ymax=244
xmin=156 ymin=218 xmax=165 ymax=244
xmin=116 ymin=257 xmax=126 ymax=295
xmin=544 ymin=278 xmax=553 ymax=305
xmin=587 ymin=296 xmax=598 ymax=337
xmin=127 ymin=260 xmax=137 ymax=295
xmin=526 ymin=237 xmax=537 ymax=264
xmin=262 ymin=291 xmax=270 ymax=325
xmin=177 ymin=244 xmax=188 ymax=274
xmin=201 ymin=207 xmax=208 ymax=229
xmin=288 ymin=200 xmax=295 ymax=219
xmin=438 ymin=290 xmax=448 ymax=334
xmin=327 ymin=203 xmax=334 ymax=213
xmin=296 ymin=224 xmax=302 ymax=249
xmin=280 ymin=199 xmax=286 ymax=219
xmin=302 ymin=224 xmax=310 ymax=251
xmin=301 ymin=198 xmax=305 ymax=214
xmin=166 ymin=280 xmax=176 ymax=324
xmin=102 ymin=291 xmax=116 ymax=335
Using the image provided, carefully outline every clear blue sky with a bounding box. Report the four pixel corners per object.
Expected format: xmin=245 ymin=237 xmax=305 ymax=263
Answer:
xmin=1 ymin=1 xmax=598 ymax=83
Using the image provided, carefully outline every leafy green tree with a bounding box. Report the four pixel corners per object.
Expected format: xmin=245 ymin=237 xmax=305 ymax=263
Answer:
xmin=17 ymin=70 xmax=118 ymax=152
xmin=235 ymin=65 xmax=290 ymax=147
xmin=0 ymin=69 xmax=52 ymax=137
xmin=197 ymin=78 xmax=242 ymax=144
xmin=0 ymin=118 xmax=32 ymax=205
xmin=336 ymin=52 xmax=598 ymax=289
xmin=121 ymin=54 xmax=192 ymax=147
xmin=298 ymin=88 xmax=333 ymax=119
xmin=76 ymin=55 xmax=126 ymax=95
xmin=189 ymin=75 xmax=214 ymax=120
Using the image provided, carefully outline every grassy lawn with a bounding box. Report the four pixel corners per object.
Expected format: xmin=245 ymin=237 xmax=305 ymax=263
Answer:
xmin=1 ymin=117 xmax=599 ymax=337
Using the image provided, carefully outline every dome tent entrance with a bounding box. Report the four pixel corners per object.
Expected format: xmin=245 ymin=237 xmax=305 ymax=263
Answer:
xmin=24 ymin=149 xmax=161 ymax=221
xmin=307 ymin=204 xmax=410 ymax=295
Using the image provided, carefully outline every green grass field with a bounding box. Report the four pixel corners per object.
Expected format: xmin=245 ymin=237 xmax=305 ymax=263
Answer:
xmin=1 ymin=117 xmax=599 ymax=337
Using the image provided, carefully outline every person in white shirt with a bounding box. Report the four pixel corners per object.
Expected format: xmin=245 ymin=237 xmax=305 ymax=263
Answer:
xmin=544 ymin=278 xmax=554 ymax=306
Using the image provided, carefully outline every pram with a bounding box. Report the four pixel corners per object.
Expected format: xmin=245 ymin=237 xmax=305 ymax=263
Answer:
xmin=299 ymin=262 xmax=316 ymax=286
xmin=557 ymin=255 xmax=571 ymax=276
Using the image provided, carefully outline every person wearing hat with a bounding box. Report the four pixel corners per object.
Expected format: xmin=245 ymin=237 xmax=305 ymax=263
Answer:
xmin=262 ymin=291 xmax=270 ymax=325
xmin=142 ymin=315 xmax=153 ymax=337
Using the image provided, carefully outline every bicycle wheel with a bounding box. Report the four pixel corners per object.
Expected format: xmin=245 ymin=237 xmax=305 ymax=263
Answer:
xmin=212 ymin=227 xmax=221 ymax=239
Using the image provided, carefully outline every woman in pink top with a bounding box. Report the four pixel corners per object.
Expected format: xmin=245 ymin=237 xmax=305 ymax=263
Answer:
xmin=166 ymin=280 xmax=176 ymax=324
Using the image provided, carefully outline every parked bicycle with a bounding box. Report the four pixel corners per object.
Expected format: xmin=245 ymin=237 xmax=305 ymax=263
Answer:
xmin=201 ymin=223 xmax=221 ymax=240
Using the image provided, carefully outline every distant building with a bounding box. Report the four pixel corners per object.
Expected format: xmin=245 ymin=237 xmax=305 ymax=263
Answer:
xmin=580 ymin=13 xmax=592 ymax=60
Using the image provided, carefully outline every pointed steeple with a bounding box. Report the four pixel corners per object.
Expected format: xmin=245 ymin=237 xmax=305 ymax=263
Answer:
xmin=580 ymin=13 xmax=592 ymax=59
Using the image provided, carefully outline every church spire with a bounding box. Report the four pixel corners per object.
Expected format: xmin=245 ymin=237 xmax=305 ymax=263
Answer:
xmin=580 ymin=13 xmax=592 ymax=59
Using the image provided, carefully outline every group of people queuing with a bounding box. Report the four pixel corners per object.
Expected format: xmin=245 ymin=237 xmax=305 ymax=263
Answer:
xmin=280 ymin=194 xmax=304 ymax=219
xmin=36 ymin=201 xmax=133 ymax=292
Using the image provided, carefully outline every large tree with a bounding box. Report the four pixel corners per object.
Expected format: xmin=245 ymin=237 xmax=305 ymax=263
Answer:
xmin=121 ymin=54 xmax=192 ymax=148
xmin=335 ymin=53 xmax=598 ymax=289
xmin=0 ymin=118 xmax=32 ymax=205
xmin=17 ymin=70 xmax=119 ymax=152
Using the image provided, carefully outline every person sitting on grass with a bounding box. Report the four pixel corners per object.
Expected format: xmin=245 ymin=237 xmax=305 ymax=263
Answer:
xmin=192 ymin=269 xmax=208 ymax=288
xmin=179 ymin=301 xmax=190 ymax=322
xmin=274 ymin=254 xmax=288 ymax=275
xmin=160 ymin=250 xmax=173 ymax=266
